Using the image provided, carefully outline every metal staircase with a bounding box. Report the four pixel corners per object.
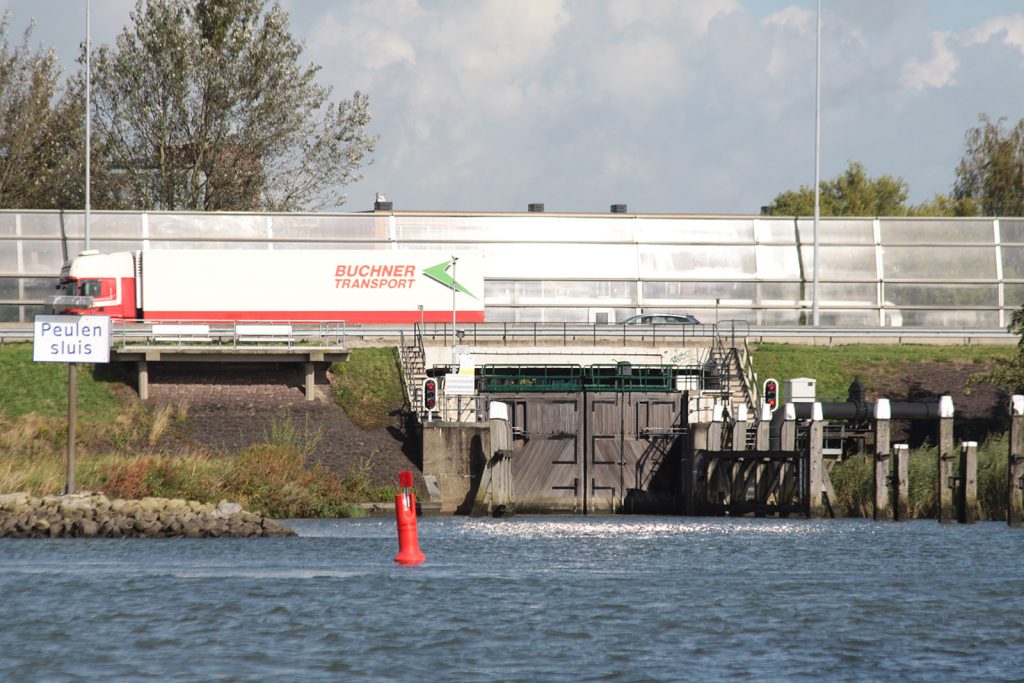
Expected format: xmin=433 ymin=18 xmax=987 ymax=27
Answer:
xmin=708 ymin=332 xmax=758 ymax=414
xmin=398 ymin=325 xmax=429 ymax=412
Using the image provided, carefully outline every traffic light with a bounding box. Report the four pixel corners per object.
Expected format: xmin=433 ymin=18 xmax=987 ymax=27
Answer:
xmin=422 ymin=378 xmax=437 ymax=411
xmin=763 ymin=378 xmax=779 ymax=412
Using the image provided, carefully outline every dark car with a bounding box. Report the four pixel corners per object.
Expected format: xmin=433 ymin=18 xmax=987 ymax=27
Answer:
xmin=620 ymin=313 xmax=700 ymax=325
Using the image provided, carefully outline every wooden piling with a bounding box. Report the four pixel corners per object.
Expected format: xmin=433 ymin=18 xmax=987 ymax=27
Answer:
xmin=685 ymin=424 xmax=710 ymax=515
xmin=959 ymin=441 xmax=977 ymax=524
xmin=893 ymin=444 xmax=909 ymax=521
xmin=779 ymin=403 xmax=796 ymax=450
xmin=873 ymin=399 xmax=892 ymax=522
xmin=937 ymin=396 xmax=955 ymax=524
xmin=808 ymin=402 xmax=825 ymax=518
xmin=729 ymin=405 xmax=749 ymax=504
xmin=777 ymin=404 xmax=797 ymax=512
xmin=706 ymin=406 xmax=726 ymax=505
xmin=708 ymin=404 xmax=725 ymax=452
xmin=1009 ymin=395 xmax=1024 ymax=528
xmin=755 ymin=403 xmax=771 ymax=451
xmin=732 ymin=404 xmax=748 ymax=451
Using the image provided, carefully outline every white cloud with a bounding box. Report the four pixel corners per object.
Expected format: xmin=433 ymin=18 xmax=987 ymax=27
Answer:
xmin=592 ymin=33 xmax=688 ymax=104
xmin=966 ymin=14 xmax=1024 ymax=55
xmin=602 ymin=151 xmax=654 ymax=183
xmin=901 ymin=32 xmax=958 ymax=91
xmin=606 ymin=0 xmax=740 ymax=36
xmin=762 ymin=6 xmax=815 ymax=34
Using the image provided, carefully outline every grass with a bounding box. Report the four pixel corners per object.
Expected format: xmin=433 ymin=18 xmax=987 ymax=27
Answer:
xmin=0 ymin=444 xmax=395 ymax=518
xmin=0 ymin=344 xmax=124 ymax=420
xmin=750 ymin=343 xmax=1015 ymax=401
xmin=331 ymin=347 xmax=406 ymax=429
xmin=0 ymin=341 xmax=405 ymax=516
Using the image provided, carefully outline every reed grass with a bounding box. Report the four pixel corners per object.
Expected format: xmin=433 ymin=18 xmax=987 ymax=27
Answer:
xmin=0 ymin=443 xmax=396 ymax=518
xmin=828 ymin=439 xmax=1011 ymax=520
xmin=0 ymin=404 xmax=396 ymax=517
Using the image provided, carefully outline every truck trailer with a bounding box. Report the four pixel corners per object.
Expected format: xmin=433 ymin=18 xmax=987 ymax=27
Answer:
xmin=57 ymin=248 xmax=485 ymax=323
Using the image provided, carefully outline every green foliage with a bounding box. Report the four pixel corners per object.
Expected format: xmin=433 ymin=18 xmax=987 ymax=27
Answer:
xmin=765 ymin=161 xmax=910 ymax=217
xmin=828 ymin=443 xmax=1008 ymax=520
xmin=0 ymin=348 xmax=398 ymax=516
xmin=954 ymin=114 xmax=1024 ymax=217
xmin=970 ymin=305 xmax=1024 ymax=393
xmin=828 ymin=455 xmax=872 ymax=516
xmin=91 ymin=0 xmax=377 ymax=211
xmin=331 ymin=348 xmax=405 ymax=429
xmin=904 ymin=193 xmax=977 ymax=217
xmin=0 ymin=445 xmax=383 ymax=518
xmin=907 ymin=448 xmax=937 ymax=518
xmin=0 ymin=344 xmax=123 ymax=420
xmin=0 ymin=17 xmax=84 ymax=209
xmin=977 ymin=435 xmax=1008 ymax=521
xmin=263 ymin=414 xmax=323 ymax=457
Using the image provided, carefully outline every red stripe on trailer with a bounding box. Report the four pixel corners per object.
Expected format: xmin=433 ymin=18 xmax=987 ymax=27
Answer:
xmin=141 ymin=310 xmax=487 ymax=323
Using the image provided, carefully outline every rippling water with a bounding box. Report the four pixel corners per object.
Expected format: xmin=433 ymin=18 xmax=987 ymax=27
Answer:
xmin=1 ymin=516 xmax=1022 ymax=682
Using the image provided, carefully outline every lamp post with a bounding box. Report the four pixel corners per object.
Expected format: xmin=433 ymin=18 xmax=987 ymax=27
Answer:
xmin=450 ymin=255 xmax=458 ymax=365
xmin=811 ymin=0 xmax=821 ymax=326
xmin=84 ymin=0 xmax=92 ymax=251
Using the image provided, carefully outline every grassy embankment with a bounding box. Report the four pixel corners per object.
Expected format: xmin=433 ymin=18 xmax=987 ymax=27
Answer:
xmin=752 ymin=343 xmax=1016 ymax=519
xmin=4 ymin=340 xmax=1018 ymax=519
xmin=0 ymin=344 xmax=403 ymax=517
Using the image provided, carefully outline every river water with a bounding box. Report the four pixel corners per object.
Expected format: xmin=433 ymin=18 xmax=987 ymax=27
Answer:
xmin=1 ymin=516 xmax=1021 ymax=682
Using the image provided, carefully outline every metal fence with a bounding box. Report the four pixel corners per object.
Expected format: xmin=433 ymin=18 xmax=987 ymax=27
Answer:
xmin=2 ymin=209 xmax=1022 ymax=328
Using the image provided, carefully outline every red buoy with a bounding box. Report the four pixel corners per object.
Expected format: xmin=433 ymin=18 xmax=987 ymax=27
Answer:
xmin=394 ymin=471 xmax=425 ymax=566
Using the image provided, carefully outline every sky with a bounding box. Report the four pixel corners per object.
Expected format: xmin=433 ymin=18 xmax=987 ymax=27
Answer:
xmin=2 ymin=0 xmax=1023 ymax=214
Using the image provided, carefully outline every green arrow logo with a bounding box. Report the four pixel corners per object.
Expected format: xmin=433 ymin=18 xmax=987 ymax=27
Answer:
xmin=423 ymin=260 xmax=477 ymax=299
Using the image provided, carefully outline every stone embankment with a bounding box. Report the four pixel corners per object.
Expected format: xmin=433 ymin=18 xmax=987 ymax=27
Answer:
xmin=0 ymin=492 xmax=295 ymax=538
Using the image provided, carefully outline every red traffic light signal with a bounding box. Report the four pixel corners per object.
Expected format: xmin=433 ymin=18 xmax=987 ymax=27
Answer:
xmin=422 ymin=378 xmax=437 ymax=411
xmin=763 ymin=378 xmax=779 ymax=412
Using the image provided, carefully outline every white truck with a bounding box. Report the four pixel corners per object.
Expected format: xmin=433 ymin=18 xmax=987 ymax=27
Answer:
xmin=57 ymin=248 xmax=485 ymax=323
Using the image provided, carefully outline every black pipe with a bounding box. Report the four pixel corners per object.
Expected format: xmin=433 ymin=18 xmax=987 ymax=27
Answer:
xmin=768 ymin=399 xmax=941 ymax=449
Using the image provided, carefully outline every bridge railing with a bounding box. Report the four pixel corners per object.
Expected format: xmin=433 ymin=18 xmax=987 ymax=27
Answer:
xmin=110 ymin=320 xmax=348 ymax=350
xmin=0 ymin=321 xmax=1015 ymax=346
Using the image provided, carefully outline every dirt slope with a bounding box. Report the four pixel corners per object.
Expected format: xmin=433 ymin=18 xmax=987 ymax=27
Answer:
xmin=142 ymin=362 xmax=417 ymax=489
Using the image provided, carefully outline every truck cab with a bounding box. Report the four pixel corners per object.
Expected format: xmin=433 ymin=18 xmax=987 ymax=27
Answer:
xmin=57 ymin=250 xmax=138 ymax=319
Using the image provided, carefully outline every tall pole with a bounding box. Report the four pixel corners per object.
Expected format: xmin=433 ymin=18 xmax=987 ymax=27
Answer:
xmin=811 ymin=0 xmax=821 ymax=326
xmin=84 ymin=0 xmax=92 ymax=251
xmin=451 ymin=255 xmax=458 ymax=360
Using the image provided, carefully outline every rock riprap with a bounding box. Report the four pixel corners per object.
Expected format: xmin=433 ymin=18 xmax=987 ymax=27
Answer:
xmin=0 ymin=493 xmax=295 ymax=538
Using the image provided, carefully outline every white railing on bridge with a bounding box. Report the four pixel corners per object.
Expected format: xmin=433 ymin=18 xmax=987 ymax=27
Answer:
xmin=110 ymin=320 xmax=348 ymax=350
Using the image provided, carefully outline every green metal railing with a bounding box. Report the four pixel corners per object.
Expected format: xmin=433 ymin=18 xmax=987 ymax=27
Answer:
xmin=479 ymin=363 xmax=679 ymax=393
xmin=479 ymin=364 xmax=583 ymax=393
xmin=583 ymin=363 xmax=676 ymax=392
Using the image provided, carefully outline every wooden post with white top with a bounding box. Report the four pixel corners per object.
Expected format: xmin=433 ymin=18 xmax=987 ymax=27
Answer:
xmin=937 ymin=395 xmax=955 ymax=524
xmin=873 ymin=398 xmax=892 ymax=522
xmin=1009 ymin=395 xmax=1024 ymax=528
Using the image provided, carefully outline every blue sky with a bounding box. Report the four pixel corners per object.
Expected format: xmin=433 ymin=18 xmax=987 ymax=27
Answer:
xmin=2 ymin=0 xmax=1023 ymax=214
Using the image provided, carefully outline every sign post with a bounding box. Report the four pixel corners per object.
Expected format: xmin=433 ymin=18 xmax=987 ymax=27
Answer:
xmin=33 ymin=314 xmax=110 ymax=494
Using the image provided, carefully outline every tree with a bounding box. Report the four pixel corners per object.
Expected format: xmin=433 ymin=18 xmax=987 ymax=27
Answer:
xmin=764 ymin=162 xmax=909 ymax=217
xmin=953 ymin=114 xmax=1024 ymax=217
xmin=0 ymin=15 xmax=83 ymax=209
xmin=971 ymin=304 xmax=1024 ymax=393
xmin=904 ymin=193 xmax=975 ymax=217
xmin=91 ymin=0 xmax=377 ymax=211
